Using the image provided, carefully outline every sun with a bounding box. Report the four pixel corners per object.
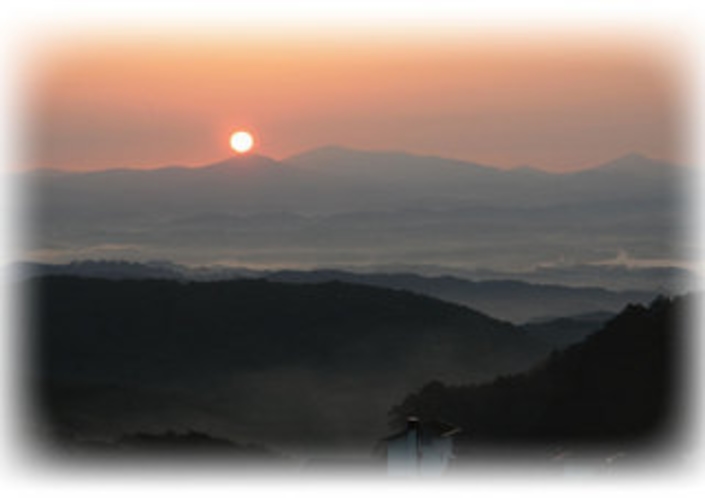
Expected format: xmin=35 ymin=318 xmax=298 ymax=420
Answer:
xmin=230 ymin=130 xmax=255 ymax=154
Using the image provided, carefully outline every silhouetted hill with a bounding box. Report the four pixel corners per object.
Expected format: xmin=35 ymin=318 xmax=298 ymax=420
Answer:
xmin=265 ymin=270 xmax=653 ymax=323
xmin=17 ymin=260 xmax=187 ymax=281
xmin=521 ymin=311 xmax=614 ymax=349
xmin=16 ymin=260 xmax=655 ymax=323
xmin=35 ymin=276 xmax=547 ymax=383
xmin=30 ymin=276 xmax=551 ymax=453
xmin=114 ymin=431 xmax=283 ymax=459
xmin=390 ymin=296 xmax=685 ymax=449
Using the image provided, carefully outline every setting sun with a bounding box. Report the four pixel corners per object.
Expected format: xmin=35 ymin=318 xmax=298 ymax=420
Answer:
xmin=230 ymin=131 xmax=254 ymax=154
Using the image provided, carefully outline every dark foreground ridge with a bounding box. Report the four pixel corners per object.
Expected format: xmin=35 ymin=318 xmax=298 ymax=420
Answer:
xmin=28 ymin=276 xmax=550 ymax=454
xmin=391 ymin=296 xmax=687 ymax=453
xmin=25 ymin=275 xmax=687 ymax=465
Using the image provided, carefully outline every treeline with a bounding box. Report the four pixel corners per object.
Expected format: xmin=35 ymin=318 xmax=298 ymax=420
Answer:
xmin=390 ymin=296 xmax=685 ymax=447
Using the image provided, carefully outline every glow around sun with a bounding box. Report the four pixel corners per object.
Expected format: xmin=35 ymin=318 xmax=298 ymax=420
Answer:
xmin=230 ymin=131 xmax=255 ymax=154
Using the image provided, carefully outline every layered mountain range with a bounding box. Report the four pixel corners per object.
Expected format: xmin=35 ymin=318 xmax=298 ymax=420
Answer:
xmin=25 ymin=147 xmax=688 ymax=289
xmin=22 ymin=148 xmax=690 ymax=461
xmin=18 ymin=259 xmax=655 ymax=323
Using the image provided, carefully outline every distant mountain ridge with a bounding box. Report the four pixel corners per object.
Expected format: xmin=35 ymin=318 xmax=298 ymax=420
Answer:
xmin=30 ymin=147 xmax=682 ymax=215
xmin=26 ymin=146 xmax=685 ymax=284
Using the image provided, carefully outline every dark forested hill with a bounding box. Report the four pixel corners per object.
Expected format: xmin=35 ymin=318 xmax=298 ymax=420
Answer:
xmin=29 ymin=276 xmax=551 ymax=453
xmin=17 ymin=260 xmax=655 ymax=323
xmin=33 ymin=276 xmax=549 ymax=384
xmin=265 ymin=270 xmax=653 ymax=324
xmin=390 ymin=296 xmax=685 ymax=450
xmin=521 ymin=311 xmax=614 ymax=348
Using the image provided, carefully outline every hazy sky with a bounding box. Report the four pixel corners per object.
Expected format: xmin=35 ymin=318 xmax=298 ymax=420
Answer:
xmin=25 ymin=30 xmax=684 ymax=172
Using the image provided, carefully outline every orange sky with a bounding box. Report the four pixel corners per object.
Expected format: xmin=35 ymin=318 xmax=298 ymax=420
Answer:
xmin=24 ymin=31 xmax=684 ymax=171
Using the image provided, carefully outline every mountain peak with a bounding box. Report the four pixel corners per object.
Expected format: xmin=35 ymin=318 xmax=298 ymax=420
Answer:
xmin=618 ymin=151 xmax=650 ymax=162
xmin=285 ymin=145 xmax=499 ymax=175
xmin=597 ymin=152 xmax=674 ymax=172
xmin=205 ymin=154 xmax=279 ymax=170
xmin=286 ymin=145 xmax=409 ymax=164
xmin=566 ymin=152 xmax=679 ymax=177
